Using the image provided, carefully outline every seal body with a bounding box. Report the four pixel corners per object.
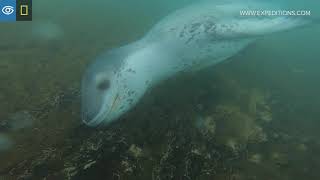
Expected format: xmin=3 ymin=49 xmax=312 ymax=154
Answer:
xmin=81 ymin=1 xmax=312 ymax=126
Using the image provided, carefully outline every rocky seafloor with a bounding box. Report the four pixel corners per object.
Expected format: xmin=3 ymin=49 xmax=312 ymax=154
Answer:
xmin=1 ymin=65 xmax=320 ymax=180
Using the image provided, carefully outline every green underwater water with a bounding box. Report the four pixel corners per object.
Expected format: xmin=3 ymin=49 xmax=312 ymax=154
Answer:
xmin=0 ymin=0 xmax=320 ymax=179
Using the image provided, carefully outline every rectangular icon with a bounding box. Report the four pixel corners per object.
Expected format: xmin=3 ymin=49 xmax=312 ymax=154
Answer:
xmin=20 ymin=5 xmax=28 ymax=16
xmin=16 ymin=0 xmax=32 ymax=21
xmin=0 ymin=0 xmax=16 ymax=22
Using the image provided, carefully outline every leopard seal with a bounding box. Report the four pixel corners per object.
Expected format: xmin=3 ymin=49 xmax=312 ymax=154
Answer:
xmin=81 ymin=1 xmax=314 ymax=126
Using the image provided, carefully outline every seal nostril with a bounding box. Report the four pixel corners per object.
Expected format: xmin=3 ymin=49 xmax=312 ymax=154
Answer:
xmin=97 ymin=79 xmax=110 ymax=91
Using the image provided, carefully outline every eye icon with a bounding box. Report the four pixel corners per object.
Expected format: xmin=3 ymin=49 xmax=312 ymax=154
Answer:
xmin=2 ymin=6 xmax=14 ymax=15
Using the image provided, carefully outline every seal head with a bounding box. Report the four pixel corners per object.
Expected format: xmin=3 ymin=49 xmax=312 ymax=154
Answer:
xmin=81 ymin=46 xmax=129 ymax=126
xmin=81 ymin=42 xmax=150 ymax=126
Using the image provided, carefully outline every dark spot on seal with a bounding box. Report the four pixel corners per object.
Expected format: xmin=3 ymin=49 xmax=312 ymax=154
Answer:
xmin=126 ymin=68 xmax=136 ymax=73
xmin=97 ymin=79 xmax=110 ymax=91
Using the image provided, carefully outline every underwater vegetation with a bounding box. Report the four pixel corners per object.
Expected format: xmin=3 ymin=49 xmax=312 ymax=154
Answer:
xmin=1 ymin=66 xmax=319 ymax=180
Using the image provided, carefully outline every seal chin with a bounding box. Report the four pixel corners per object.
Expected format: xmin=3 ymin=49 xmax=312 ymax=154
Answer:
xmin=82 ymin=109 xmax=108 ymax=127
xmin=82 ymin=93 xmax=121 ymax=127
xmin=81 ymin=96 xmax=109 ymax=126
xmin=82 ymin=104 xmax=115 ymax=127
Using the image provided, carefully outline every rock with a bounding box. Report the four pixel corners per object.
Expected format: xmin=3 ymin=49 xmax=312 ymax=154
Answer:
xmin=128 ymin=144 xmax=143 ymax=158
xmin=248 ymin=153 xmax=263 ymax=164
xmin=195 ymin=116 xmax=216 ymax=137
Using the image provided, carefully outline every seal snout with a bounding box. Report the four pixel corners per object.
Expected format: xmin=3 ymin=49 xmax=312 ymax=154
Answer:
xmin=81 ymin=93 xmax=119 ymax=127
xmin=81 ymin=79 xmax=111 ymax=126
xmin=81 ymin=68 xmax=113 ymax=126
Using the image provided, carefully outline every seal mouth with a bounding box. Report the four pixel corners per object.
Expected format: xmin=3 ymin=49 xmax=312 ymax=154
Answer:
xmin=82 ymin=93 xmax=120 ymax=127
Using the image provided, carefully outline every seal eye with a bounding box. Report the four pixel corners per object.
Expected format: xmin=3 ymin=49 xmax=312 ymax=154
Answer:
xmin=97 ymin=79 xmax=110 ymax=91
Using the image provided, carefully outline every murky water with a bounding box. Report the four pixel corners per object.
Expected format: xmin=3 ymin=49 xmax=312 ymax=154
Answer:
xmin=0 ymin=0 xmax=320 ymax=179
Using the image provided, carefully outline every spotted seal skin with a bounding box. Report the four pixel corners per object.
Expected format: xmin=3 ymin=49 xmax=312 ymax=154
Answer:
xmin=81 ymin=1 xmax=313 ymax=126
